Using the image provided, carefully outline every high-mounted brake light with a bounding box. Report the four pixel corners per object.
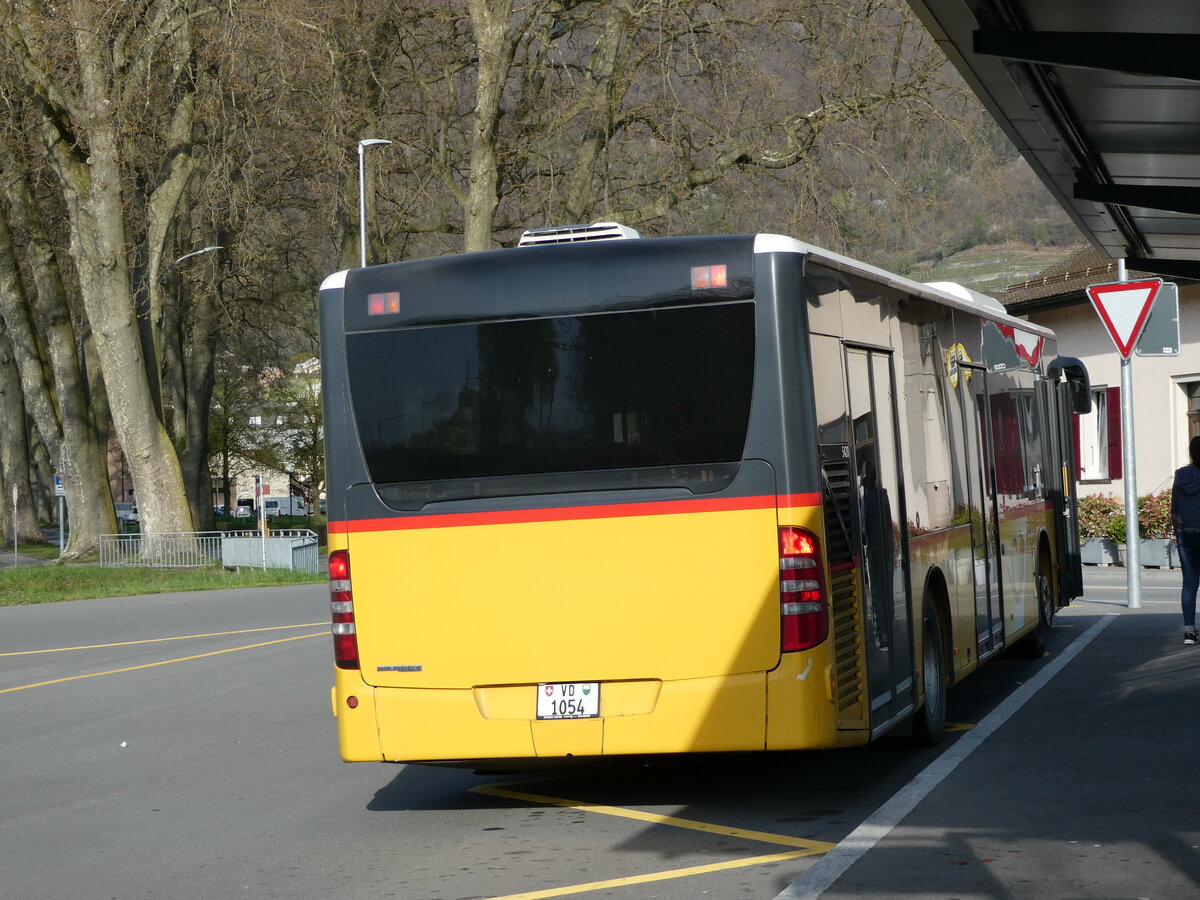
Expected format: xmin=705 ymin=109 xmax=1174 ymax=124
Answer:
xmin=691 ymin=264 xmax=728 ymax=289
xmin=329 ymin=549 xmax=359 ymax=669
xmin=367 ymin=291 xmax=400 ymax=316
xmin=779 ymin=526 xmax=828 ymax=652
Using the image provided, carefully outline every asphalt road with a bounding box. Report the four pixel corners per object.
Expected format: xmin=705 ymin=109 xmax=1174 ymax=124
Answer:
xmin=1 ymin=570 xmax=1193 ymax=899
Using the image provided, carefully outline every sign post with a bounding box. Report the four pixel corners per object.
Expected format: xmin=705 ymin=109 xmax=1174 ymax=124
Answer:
xmin=256 ymin=475 xmax=267 ymax=570
xmin=55 ymin=474 xmax=65 ymax=552
xmin=1086 ymin=274 xmax=1163 ymax=610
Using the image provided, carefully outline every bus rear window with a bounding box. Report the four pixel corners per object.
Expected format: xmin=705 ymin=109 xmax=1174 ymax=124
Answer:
xmin=345 ymin=302 xmax=754 ymax=505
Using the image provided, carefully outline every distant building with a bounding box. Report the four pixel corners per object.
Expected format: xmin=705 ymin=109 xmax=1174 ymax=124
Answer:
xmin=229 ymin=460 xmax=295 ymax=509
xmin=999 ymin=246 xmax=1199 ymax=502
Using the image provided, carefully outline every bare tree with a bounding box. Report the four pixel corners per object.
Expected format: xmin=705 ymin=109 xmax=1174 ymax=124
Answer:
xmin=308 ymin=0 xmax=956 ymax=254
xmin=0 ymin=1 xmax=200 ymax=536
xmin=0 ymin=133 xmax=117 ymax=555
xmin=0 ymin=336 xmax=44 ymax=544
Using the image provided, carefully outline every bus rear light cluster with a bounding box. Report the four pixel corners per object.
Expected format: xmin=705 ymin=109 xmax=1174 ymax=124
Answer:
xmin=779 ymin=527 xmax=828 ymax=651
xmin=329 ymin=550 xmax=360 ymax=669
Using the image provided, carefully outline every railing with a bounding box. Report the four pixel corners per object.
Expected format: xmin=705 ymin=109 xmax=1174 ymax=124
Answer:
xmin=99 ymin=529 xmax=320 ymax=573
xmin=99 ymin=532 xmax=224 ymax=568
xmin=219 ymin=529 xmax=320 ymax=573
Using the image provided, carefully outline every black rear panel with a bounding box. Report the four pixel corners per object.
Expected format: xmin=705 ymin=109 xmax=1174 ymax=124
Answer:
xmin=346 ymin=302 xmax=755 ymax=508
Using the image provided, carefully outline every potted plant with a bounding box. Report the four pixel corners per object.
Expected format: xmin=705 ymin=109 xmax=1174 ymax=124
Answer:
xmin=1138 ymin=490 xmax=1176 ymax=568
xmin=1078 ymin=493 xmax=1122 ymax=565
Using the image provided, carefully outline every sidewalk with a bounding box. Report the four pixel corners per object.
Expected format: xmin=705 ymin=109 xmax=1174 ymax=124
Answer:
xmin=0 ymin=549 xmax=54 ymax=569
xmin=794 ymin=566 xmax=1200 ymax=898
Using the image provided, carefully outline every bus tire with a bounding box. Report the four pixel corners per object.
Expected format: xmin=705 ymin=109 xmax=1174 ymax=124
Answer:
xmin=1018 ymin=546 xmax=1056 ymax=659
xmin=912 ymin=600 xmax=947 ymax=746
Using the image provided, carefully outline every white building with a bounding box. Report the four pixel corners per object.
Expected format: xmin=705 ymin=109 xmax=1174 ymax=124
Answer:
xmin=1001 ymin=247 xmax=1198 ymax=502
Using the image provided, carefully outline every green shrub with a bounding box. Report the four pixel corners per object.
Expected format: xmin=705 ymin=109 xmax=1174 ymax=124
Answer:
xmin=1077 ymin=493 xmax=1123 ymax=539
xmin=1105 ymin=513 xmax=1127 ymax=544
xmin=1138 ymin=490 xmax=1173 ymax=539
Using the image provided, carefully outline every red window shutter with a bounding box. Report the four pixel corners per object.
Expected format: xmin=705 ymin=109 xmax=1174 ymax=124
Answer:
xmin=1106 ymin=386 xmax=1122 ymax=479
xmin=1073 ymin=413 xmax=1082 ymax=479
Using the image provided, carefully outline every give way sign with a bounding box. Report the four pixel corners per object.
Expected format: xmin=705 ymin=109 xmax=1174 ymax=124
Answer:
xmin=1086 ymin=278 xmax=1163 ymax=359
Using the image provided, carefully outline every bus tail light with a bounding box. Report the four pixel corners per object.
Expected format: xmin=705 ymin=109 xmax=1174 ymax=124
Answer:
xmin=779 ymin=527 xmax=828 ymax=651
xmin=329 ymin=550 xmax=359 ymax=669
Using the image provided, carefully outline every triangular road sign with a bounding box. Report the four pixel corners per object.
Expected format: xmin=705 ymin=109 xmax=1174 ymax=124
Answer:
xmin=1086 ymin=278 xmax=1163 ymax=359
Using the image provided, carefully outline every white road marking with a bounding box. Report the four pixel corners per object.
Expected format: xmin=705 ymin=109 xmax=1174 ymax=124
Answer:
xmin=774 ymin=613 xmax=1117 ymax=899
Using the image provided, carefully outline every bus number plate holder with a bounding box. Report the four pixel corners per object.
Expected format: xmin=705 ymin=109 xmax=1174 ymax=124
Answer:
xmin=536 ymin=682 xmax=600 ymax=719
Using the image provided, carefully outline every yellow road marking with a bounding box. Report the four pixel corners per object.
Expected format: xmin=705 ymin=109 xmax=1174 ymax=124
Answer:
xmin=0 ymin=632 xmax=325 ymax=694
xmin=0 ymin=623 xmax=328 ymax=657
xmin=471 ymin=783 xmax=831 ymax=897
xmin=470 ymin=784 xmax=834 ymax=852
xmin=946 ymin=721 xmax=974 ymax=733
xmin=481 ymin=849 xmax=817 ymax=900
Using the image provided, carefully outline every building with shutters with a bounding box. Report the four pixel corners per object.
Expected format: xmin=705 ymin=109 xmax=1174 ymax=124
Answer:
xmin=999 ymin=246 xmax=1200 ymax=503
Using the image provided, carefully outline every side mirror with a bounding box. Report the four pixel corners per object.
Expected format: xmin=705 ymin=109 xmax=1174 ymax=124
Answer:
xmin=1050 ymin=357 xmax=1092 ymax=415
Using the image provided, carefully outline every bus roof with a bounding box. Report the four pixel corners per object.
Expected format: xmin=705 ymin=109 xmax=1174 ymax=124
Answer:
xmin=752 ymin=234 xmax=1053 ymax=340
xmin=320 ymin=233 xmax=1054 ymax=341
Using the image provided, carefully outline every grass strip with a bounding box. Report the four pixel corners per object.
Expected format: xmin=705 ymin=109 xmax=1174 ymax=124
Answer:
xmin=0 ymin=564 xmax=324 ymax=606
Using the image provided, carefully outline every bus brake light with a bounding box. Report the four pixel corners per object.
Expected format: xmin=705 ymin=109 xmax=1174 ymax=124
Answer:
xmin=691 ymin=264 xmax=728 ymax=289
xmin=779 ymin=526 xmax=828 ymax=652
xmin=329 ymin=549 xmax=360 ymax=669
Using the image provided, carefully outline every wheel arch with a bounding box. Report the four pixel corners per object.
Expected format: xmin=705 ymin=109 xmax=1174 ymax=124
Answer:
xmin=1038 ymin=528 xmax=1062 ymax=610
xmin=918 ymin=564 xmax=954 ymax=688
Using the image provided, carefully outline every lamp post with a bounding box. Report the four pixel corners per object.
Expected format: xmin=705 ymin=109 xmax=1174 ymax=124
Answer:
xmin=175 ymin=245 xmax=224 ymax=265
xmin=358 ymin=138 xmax=392 ymax=268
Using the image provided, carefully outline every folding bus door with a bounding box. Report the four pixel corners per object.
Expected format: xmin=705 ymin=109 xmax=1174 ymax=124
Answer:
xmin=957 ymin=363 xmax=1005 ymax=657
xmin=845 ymin=347 xmax=914 ymax=734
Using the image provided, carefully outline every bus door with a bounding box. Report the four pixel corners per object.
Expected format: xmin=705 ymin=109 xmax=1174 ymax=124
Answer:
xmin=845 ymin=347 xmax=914 ymax=733
xmin=959 ymin=364 xmax=1005 ymax=657
xmin=1044 ymin=377 xmax=1084 ymax=602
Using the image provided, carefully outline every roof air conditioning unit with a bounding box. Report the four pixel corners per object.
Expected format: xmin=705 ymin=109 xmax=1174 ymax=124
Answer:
xmin=517 ymin=222 xmax=641 ymax=247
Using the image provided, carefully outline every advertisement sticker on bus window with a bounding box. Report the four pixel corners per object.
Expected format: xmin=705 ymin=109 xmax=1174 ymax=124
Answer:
xmin=536 ymin=682 xmax=600 ymax=719
xmin=944 ymin=342 xmax=972 ymax=388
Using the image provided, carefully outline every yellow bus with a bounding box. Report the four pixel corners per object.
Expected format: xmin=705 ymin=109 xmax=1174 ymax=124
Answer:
xmin=318 ymin=225 xmax=1090 ymax=765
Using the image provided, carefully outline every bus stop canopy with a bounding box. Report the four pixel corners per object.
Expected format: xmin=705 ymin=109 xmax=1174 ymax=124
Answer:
xmin=905 ymin=1 xmax=1200 ymax=279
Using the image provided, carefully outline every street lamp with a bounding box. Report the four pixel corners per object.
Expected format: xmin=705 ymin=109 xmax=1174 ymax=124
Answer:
xmin=358 ymin=138 xmax=392 ymax=268
xmin=175 ymin=245 xmax=224 ymax=265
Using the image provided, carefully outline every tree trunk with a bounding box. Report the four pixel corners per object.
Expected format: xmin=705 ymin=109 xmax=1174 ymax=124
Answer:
xmin=2 ymin=2 xmax=198 ymax=539
xmin=61 ymin=5 xmax=195 ymax=537
xmin=0 ymin=338 xmax=45 ymax=543
xmin=0 ymin=166 xmax=118 ymax=556
xmin=464 ymin=0 xmax=517 ymax=252
xmin=181 ymin=268 xmax=221 ymax=531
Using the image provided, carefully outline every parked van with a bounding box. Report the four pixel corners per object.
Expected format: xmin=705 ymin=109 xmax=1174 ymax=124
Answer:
xmin=264 ymin=496 xmax=308 ymax=517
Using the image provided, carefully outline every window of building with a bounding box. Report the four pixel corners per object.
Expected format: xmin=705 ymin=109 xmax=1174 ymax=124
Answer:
xmin=1186 ymin=382 xmax=1200 ymax=440
xmin=1075 ymin=386 xmax=1121 ymax=480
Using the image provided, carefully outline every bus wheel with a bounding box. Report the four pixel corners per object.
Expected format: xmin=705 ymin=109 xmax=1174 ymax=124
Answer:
xmin=1018 ymin=553 xmax=1055 ymax=659
xmin=912 ymin=601 xmax=946 ymax=745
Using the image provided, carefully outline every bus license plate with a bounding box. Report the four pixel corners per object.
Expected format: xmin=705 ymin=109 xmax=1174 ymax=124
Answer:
xmin=536 ymin=682 xmax=600 ymax=719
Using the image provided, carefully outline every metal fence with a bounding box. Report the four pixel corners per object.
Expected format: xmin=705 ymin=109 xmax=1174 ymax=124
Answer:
xmin=99 ymin=531 xmax=224 ymax=568
xmin=219 ymin=529 xmax=320 ymax=573
xmin=99 ymin=529 xmax=320 ymax=573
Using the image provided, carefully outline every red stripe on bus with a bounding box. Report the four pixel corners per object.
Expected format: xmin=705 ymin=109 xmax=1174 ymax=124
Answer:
xmin=328 ymin=492 xmax=822 ymax=534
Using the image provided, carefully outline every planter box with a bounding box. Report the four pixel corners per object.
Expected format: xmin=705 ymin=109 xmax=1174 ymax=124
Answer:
xmin=1080 ymin=537 xmax=1120 ymax=566
xmin=1139 ymin=538 xmax=1177 ymax=569
xmin=1112 ymin=539 xmax=1178 ymax=569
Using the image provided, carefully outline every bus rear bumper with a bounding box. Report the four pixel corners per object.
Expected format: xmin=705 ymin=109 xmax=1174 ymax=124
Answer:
xmin=332 ymin=668 xmax=776 ymax=762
